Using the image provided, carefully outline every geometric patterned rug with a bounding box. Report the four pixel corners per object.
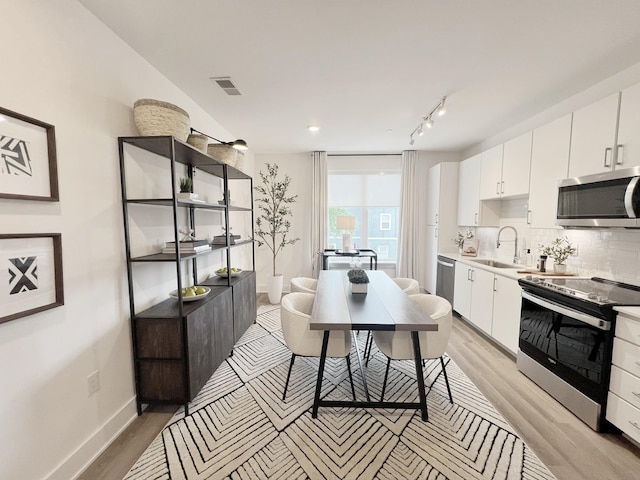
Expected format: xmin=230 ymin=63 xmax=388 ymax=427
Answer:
xmin=124 ymin=305 xmax=556 ymax=480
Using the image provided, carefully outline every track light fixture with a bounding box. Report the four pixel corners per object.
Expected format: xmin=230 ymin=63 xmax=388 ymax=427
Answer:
xmin=190 ymin=127 xmax=248 ymax=151
xmin=408 ymin=96 xmax=447 ymax=145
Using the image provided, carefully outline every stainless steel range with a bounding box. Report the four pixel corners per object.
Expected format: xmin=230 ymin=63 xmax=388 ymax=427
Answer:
xmin=517 ymin=276 xmax=640 ymax=431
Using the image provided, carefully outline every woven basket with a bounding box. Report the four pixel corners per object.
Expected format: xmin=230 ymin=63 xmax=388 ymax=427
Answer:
xmin=186 ymin=133 xmax=208 ymax=153
xmin=133 ymin=99 xmax=190 ymax=141
xmin=207 ymin=144 xmax=239 ymax=168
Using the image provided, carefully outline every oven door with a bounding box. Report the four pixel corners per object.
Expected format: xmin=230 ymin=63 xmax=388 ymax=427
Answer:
xmin=518 ymin=291 xmax=612 ymax=403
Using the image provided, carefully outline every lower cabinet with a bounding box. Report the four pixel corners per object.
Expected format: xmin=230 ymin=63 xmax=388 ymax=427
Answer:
xmin=607 ymin=313 xmax=640 ymax=443
xmin=134 ymin=287 xmax=234 ymax=406
xmin=453 ymin=261 xmax=522 ymax=355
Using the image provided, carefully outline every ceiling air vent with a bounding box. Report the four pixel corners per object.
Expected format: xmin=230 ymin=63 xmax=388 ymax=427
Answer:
xmin=210 ymin=77 xmax=242 ymax=96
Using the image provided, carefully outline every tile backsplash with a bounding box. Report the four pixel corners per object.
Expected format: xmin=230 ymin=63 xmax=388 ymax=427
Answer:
xmin=467 ymin=198 xmax=640 ymax=286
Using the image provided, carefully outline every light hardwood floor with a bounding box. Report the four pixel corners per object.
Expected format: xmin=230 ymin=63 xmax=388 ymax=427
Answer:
xmin=80 ymin=295 xmax=640 ymax=480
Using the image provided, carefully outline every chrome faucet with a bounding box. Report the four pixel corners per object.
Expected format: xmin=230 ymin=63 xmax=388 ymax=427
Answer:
xmin=496 ymin=226 xmax=519 ymax=264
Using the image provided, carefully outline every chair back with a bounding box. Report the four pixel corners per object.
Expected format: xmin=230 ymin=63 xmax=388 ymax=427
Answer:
xmin=280 ymin=292 xmax=350 ymax=357
xmin=393 ymin=277 xmax=420 ymax=295
xmin=290 ymin=277 xmax=318 ymax=294
xmin=410 ymin=294 xmax=452 ymax=358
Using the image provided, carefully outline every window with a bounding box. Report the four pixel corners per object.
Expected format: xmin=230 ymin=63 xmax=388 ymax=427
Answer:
xmin=327 ymin=155 xmax=401 ymax=261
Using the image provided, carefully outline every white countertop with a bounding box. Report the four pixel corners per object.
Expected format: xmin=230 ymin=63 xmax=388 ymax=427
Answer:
xmin=438 ymin=252 xmax=583 ymax=280
xmin=614 ymin=306 xmax=640 ymax=318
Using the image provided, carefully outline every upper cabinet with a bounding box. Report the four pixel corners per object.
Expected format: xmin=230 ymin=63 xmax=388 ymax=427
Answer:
xmin=615 ymin=81 xmax=640 ymax=170
xmin=457 ymin=154 xmax=500 ymax=227
xmin=479 ymin=134 xmax=531 ymax=200
xmin=528 ymin=114 xmax=572 ymax=228
xmin=568 ymin=92 xmax=620 ymax=177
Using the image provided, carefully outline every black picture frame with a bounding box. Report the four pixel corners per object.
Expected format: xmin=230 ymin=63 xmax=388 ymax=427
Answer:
xmin=0 ymin=233 xmax=64 ymax=324
xmin=0 ymin=106 xmax=59 ymax=201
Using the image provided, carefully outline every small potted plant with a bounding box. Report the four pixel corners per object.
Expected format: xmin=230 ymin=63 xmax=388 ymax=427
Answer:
xmin=177 ymin=177 xmax=197 ymax=200
xmin=452 ymin=228 xmax=474 ymax=255
xmin=539 ymin=236 xmax=576 ymax=273
xmin=347 ymin=268 xmax=370 ymax=294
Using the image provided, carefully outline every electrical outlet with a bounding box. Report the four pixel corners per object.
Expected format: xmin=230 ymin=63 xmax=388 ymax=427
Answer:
xmin=87 ymin=370 xmax=100 ymax=395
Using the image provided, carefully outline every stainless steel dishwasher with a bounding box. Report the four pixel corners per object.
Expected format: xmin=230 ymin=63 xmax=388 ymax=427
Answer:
xmin=436 ymin=255 xmax=455 ymax=305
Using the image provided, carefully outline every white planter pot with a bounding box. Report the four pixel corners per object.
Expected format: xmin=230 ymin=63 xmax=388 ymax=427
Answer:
xmin=267 ymin=274 xmax=284 ymax=304
xmin=177 ymin=192 xmax=198 ymax=200
xmin=553 ymin=263 xmax=567 ymax=273
xmin=350 ymin=282 xmax=368 ymax=294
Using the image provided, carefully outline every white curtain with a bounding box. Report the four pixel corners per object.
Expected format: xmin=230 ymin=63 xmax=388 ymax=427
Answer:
xmin=397 ymin=150 xmax=419 ymax=279
xmin=311 ymin=151 xmax=328 ymax=278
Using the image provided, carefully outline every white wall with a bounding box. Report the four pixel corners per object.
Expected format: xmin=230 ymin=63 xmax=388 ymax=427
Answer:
xmin=0 ymin=2 xmax=248 ymax=479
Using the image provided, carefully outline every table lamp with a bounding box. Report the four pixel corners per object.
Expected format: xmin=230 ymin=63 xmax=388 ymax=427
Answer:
xmin=336 ymin=215 xmax=357 ymax=252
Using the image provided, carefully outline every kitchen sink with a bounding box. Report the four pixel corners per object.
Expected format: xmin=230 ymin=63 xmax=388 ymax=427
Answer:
xmin=470 ymin=259 xmax=519 ymax=269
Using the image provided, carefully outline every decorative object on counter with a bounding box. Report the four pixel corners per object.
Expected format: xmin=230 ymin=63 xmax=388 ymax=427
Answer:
xmin=452 ymin=228 xmax=474 ymax=255
xmin=538 ymin=255 xmax=547 ymax=272
xmin=133 ymin=99 xmax=190 ymax=141
xmin=347 ymin=268 xmax=369 ymax=294
xmin=461 ymin=238 xmax=479 ymax=257
xmin=178 ymin=226 xmax=195 ymax=242
xmin=186 ymin=132 xmax=208 ymax=152
xmin=177 ymin=177 xmax=198 ymax=200
xmin=539 ymin=236 xmax=576 ymax=273
xmin=169 ymin=285 xmax=210 ymax=302
xmin=214 ymin=267 xmax=242 ymax=277
xmin=0 ymin=106 xmax=59 ymax=202
xmin=254 ymin=162 xmax=300 ymax=304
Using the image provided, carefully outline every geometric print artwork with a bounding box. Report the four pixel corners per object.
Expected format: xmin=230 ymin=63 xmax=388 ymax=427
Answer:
xmin=123 ymin=305 xmax=556 ymax=480
xmin=0 ymin=135 xmax=33 ymax=176
xmin=8 ymin=256 xmax=38 ymax=294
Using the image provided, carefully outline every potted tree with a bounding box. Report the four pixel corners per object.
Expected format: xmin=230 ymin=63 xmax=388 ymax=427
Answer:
xmin=254 ymin=163 xmax=300 ymax=304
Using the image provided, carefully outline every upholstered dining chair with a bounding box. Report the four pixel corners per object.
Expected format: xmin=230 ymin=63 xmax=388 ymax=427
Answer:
xmin=372 ymin=294 xmax=453 ymax=404
xmin=290 ymin=277 xmax=318 ymax=294
xmin=280 ymin=292 xmax=356 ymax=401
xmin=364 ymin=277 xmax=421 ymax=363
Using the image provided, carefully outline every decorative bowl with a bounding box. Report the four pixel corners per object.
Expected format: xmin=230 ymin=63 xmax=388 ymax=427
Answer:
xmin=169 ymin=286 xmax=211 ymax=302
xmin=215 ymin=268 xmax=243 ymax=278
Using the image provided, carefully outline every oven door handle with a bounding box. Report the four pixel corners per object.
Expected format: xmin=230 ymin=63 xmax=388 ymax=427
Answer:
xmin=522 ymin=291 xmax=611 ymax=331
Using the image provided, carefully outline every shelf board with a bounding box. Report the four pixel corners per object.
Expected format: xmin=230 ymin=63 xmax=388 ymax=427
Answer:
xmin=119 ymin=136 xmax=252 ymax=180
xmin=130 ymin=243 xmax=234 ymax=262
xmin=127 ymin=198 xmax=226 ymax=211
xmin=200 ymin=270 xmax=255 ymax=287
xmin=228 ymin=205 xmax=253 ymax=212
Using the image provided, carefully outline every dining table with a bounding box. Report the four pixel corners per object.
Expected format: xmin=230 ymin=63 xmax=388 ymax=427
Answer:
xmin=309 ymin=270 xmax=439 ymax=421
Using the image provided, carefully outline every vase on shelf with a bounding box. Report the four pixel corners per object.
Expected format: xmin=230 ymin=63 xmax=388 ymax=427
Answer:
xmin=553 ymin=263 xmax=567 ymax=274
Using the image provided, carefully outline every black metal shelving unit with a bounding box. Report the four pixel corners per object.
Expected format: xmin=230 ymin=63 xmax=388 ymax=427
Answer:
xmin=118 ymin=135 xmax=256 ymax=415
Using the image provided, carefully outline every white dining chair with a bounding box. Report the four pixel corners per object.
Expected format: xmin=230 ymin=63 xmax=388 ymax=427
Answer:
xmin=364 ymin=277 xmax=421 ymax=363
xmin=280 ymin=292 xmax=356 ymax=401
xmin=290 ymin=277 xmax=318 ymax=294
xmin=372 ymin=294 xmax=453 ymax=403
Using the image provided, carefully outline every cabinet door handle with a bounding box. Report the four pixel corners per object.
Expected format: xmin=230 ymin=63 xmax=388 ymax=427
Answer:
xmin=474 ymin=212 xmax=478 ymax=225
xmin=467 ymin=268 xmax=471 ymax=281
xmin=493 ymin=277 xmax=497 ymax=292
xmin=501 ymin=181 xmax=505 ymax=194
xmin=616 ymin=144 xmax=624 ymax=166
xmin=630 ymin=421 xmax=640 ymax=430
xmin=496 ymin=181 xmax=500 ymax=195
xmin=526 ymin=210 xmax=532 ymax=225
xmin=470 ymin=269 xmax=474 ymax=282
xmin=632 ymin=391 xmax=640 ymax=399
xmin=604 ymin=147 xmax=612 ymax=168
xmin=435 ymin=213 xmax=438 ymax=224
xmin=636 ymin=361 xmax=640 ymax=367
xmin=435 ymin=227 xmax=438 ymax=238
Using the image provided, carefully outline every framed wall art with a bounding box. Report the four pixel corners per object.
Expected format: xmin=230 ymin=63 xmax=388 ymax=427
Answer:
xmin=0 ymin=106 xmax=59 ymax=201
xmin=0 ymin=233 xmax=64 ymax=324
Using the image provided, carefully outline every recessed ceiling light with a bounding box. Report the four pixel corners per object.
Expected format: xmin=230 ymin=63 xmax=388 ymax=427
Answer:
xmin=307 ymin=125 xmax=320 ymax=132
xmin=386 ymin=129 xmax=392 ymax=133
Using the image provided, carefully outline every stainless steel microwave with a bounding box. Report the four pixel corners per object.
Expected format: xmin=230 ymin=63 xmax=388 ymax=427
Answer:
xmin=556 ymin=166 xmax=640 ymax=227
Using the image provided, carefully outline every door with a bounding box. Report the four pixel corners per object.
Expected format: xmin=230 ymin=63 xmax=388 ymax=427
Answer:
xmin=453 ymin=262 xmax=472 ymax=319
xmin=469 ymin=268 xmax=494 ymax=335
xmin=502 ymin=131 xmax=532 ymax=198
xmin=457 ymin=154 xmax=482 ymax=226
xmin=616 ymin=81 xmax=640 ymax=170
xmin=427 ymin=164 xmax=441 ymax=226
xmin=479 ymin=145 xmax=503 ymax=200
xmin=491 ymin=275 xmax=522 ymax=354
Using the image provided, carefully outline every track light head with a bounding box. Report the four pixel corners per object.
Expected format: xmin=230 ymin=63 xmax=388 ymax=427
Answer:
xmin=436 ymin=97 xmax=446 ymax=116
xmin=417 ymin=125 xmax=424 ymax=136
xmin=425 ymin=117 xmax=434 ymax=128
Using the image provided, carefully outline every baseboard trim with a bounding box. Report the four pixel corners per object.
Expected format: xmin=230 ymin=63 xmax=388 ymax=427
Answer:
xmin=45 ymin=396 xmax=138 ymax=480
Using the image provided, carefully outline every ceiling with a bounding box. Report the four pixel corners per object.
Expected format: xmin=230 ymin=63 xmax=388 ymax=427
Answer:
xmin=80 ymin=0 xmax=640 ymax=155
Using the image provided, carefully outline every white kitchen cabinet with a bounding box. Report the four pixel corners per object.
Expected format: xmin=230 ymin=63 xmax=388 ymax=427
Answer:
xmin=568 ymin=92 xmax=620 ymax=178
xmin=457 ymin=154 xmax=500 ymax=227
xmin=425 ymin=163 xmax=459 ymax=294
xmin=501 ymin=131 xmax=532 ymax=198
xmin=453 ymin=262 xmax=494 ymax=336
xmin=615 ymin=81 xmax=640 ymax=170
xmin=453 ymin=261 xmax=472 ymax=320
xmin=528 ymin=114 xmax=572 ymax=228
xmin=607 ymin=312 xmax=640 ymax=444
xmin=479 ymin=145 xmax=504 ymax=200
xmin=469 ymin=267 xmax=494 ymax=335
xmin=491 ymin=275 xmax=522 ymax=354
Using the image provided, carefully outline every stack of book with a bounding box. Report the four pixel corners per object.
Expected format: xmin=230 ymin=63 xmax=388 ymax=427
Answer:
xmin=211 ymin=234 xmax=241 ymax=245
xmin=162 ymin=239 xmax=211 ymax=255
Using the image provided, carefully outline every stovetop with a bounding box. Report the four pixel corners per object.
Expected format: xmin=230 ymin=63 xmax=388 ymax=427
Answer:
xmin=519 ymin=276 xmax=640 ymax=307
